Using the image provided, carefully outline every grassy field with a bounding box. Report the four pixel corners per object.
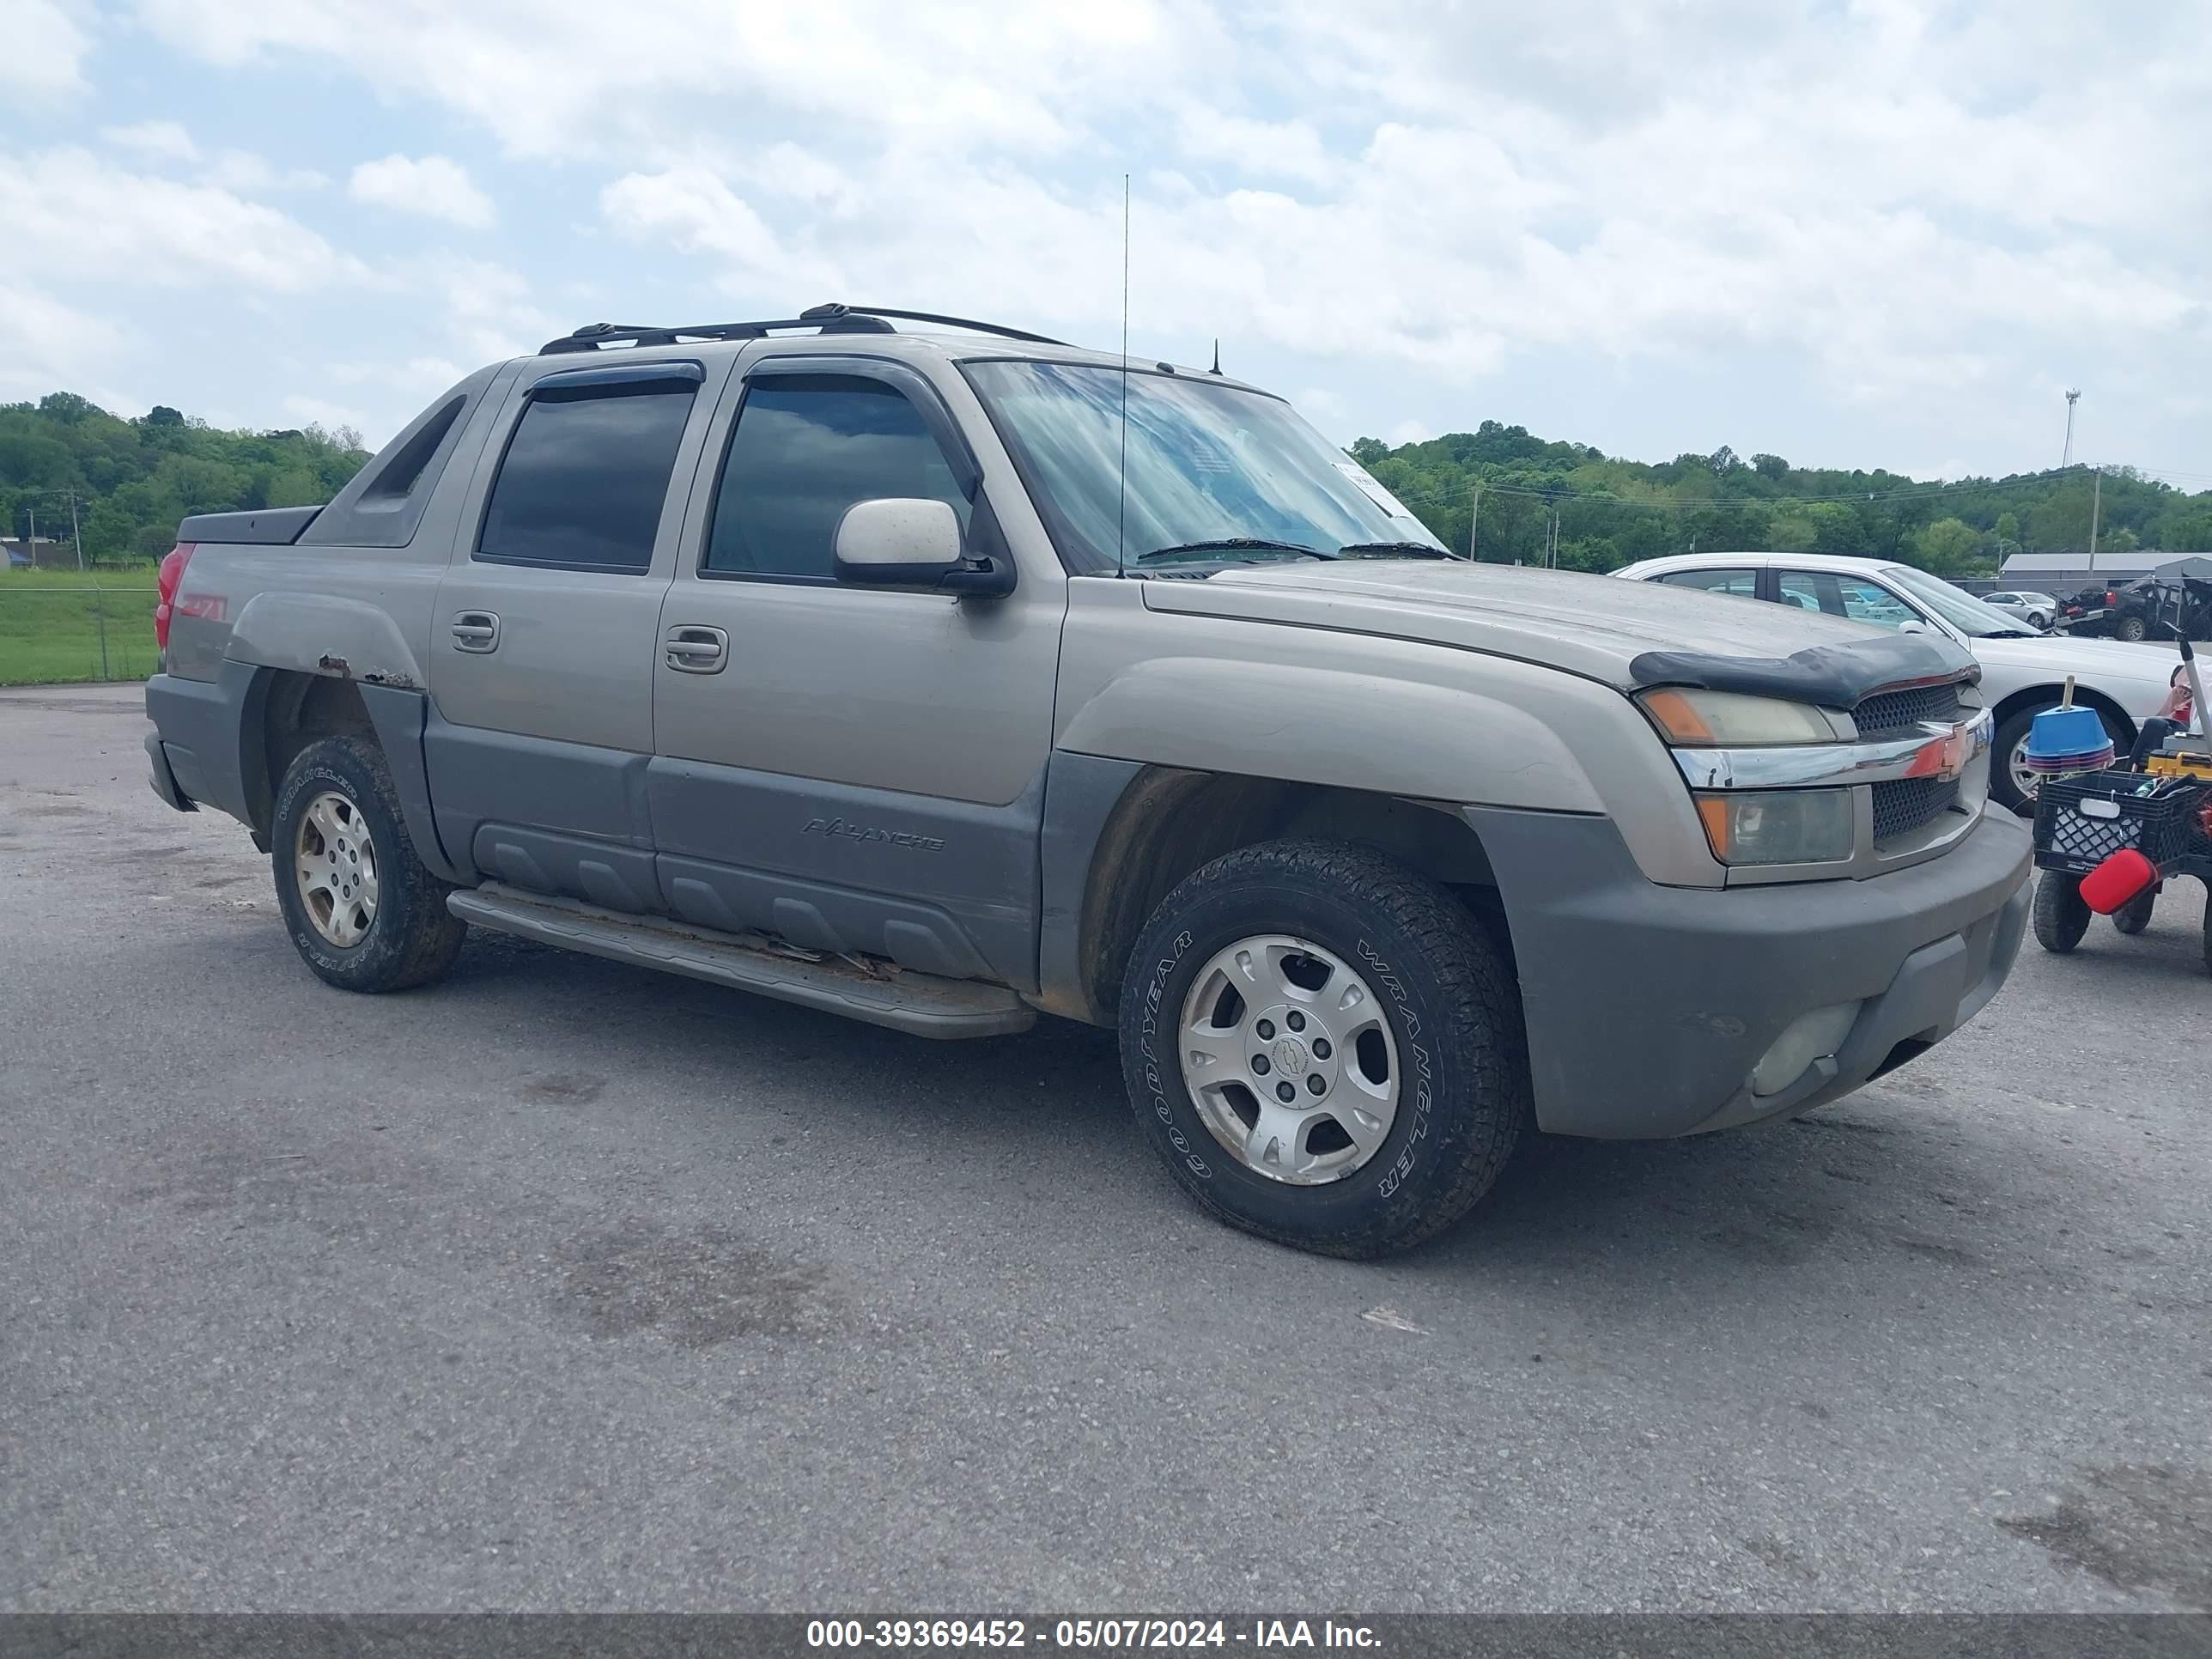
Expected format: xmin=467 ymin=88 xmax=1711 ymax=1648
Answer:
xmin=0 ymin=568 xmax=162 ymax=686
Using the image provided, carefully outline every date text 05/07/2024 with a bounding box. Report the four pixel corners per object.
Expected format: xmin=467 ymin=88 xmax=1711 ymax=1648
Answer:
xmin=805 ymin=1619 xmax=1382 ymax=1650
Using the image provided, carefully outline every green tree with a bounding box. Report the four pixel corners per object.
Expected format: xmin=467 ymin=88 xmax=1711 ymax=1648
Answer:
xmin=1912 ymin=516 xmax=1981 ymax=574
xmin=0 ymin=395 xmax=371 ymax=565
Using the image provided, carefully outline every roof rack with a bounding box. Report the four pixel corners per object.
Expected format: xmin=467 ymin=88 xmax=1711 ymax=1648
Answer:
xmin=538 ymin=302 xmax=1069 ymax=355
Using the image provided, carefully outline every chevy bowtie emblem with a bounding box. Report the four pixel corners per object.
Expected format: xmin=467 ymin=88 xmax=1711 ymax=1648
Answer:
xmin=1906 ymin=721 xmax=1975 ymax=783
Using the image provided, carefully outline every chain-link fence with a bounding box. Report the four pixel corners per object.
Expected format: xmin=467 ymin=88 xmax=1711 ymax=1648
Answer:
xmin=0 ymin=580 xmax=161 ymax=686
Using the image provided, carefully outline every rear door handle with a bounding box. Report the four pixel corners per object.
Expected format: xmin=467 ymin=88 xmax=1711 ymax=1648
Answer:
xmin=451 ymin=611 xmax=500 ymax=653
xmin=664 ymin=625 xmax=728 ymax=674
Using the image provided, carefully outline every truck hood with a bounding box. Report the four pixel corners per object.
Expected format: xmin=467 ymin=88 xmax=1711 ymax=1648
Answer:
xmin=1139 ymin=562 xmax=1973 ymax=697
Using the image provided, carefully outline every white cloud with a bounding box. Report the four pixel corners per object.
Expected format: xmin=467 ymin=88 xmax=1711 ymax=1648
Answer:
xmin=65 ymin=0 xmax=2212 ymax=473
xmin=0 ymin=148 xmax=367 ymax=291
xmin=204 ymin=152 xmax=328 ymax=192
xmin=0 ymin=277 xmax=128 ymax=404
xmin=281 ymin=393 xmax=373 ymax=435
xmin=1176 ymin=112 xmax=1341 ymax=188
xmin=349 ymin=154 xmax=495 ymax=228
xmin=419 ymin=257 xmax=556 ymax=365
xmin=103 ymin=120 xmax=199 ymax=163
xmin=1 ymin=0 xmax=92 ymax=103
xmin=100 ymin=124 xmax=326 ymax=192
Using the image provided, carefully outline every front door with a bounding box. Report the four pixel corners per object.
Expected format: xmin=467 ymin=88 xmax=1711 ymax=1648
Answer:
xmin=428 ymin=359 xmax=724 ymax=910
xmin=647 ymin=356 xmax=1064 ymax=985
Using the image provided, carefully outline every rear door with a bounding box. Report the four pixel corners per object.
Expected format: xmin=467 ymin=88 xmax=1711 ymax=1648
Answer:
xmin=645 ymin=354 xmax=1063 ymax=987
xmin=426 ymin=358 xmax=726 ymax=910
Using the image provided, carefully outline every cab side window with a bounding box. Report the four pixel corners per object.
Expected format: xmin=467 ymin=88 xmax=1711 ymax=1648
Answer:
xmin=477 ymin=380 xmax=696 ymax=573
xmin=1835 ymin=578 xmax=1918 ymax=629
xmin=704 ymin=375 xmax=971 ymax=581
xmin=1777 ymin=570 xmax=1844 ymax=616
xmin=1655 ymin=568 xmax=1758 ymax=598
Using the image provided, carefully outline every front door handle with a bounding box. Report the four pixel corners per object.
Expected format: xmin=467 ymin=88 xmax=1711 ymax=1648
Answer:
xmin=452 ymin=611 xmax=500 ymax=653
xmin=664 ymin=625 xmax=728 ymax=674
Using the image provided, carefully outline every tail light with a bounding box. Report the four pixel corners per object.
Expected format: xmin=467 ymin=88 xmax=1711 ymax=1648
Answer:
xmin=2106 ymin=590 xmax=2118 ymax=607
xmin=155 ymin=543 xmax=197 ymax=653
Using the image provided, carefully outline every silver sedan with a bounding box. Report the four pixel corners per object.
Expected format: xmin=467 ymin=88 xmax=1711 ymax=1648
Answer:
xmin=1980 ymin=590 xmax=2058 ymax=630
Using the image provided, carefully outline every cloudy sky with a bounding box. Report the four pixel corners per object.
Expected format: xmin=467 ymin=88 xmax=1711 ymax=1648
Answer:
xmin=4 ymin=0 xmax=2206 ymax=482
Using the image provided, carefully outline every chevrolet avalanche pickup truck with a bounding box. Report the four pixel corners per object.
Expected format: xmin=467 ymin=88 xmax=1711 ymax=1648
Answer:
xmin=144 ymin=302 xmax=2032 ymax=1257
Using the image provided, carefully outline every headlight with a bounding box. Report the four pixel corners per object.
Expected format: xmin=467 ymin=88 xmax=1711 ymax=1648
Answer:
xmin=1693 ymin=789 xmax=1855 ymax=866
xmin=1638 ymin=688 xmax=1842 ymax=746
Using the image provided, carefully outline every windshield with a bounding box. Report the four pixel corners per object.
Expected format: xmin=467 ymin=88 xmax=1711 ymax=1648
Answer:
xmin=962 ymin=360 xmax=1447 ymax=572
xmin=1881 ymin=566 xmax=2031 ymax=637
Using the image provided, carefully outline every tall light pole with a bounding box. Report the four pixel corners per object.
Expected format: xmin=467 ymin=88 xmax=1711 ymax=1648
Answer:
xmin=2062 ymin=388 xmax=2081 ymax=469
xmin=2087 ymin=467 xmax=2103 ymax=574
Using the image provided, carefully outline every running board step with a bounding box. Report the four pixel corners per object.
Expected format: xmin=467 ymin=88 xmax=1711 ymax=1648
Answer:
xmin=447 ymin=882 xmax=1035 ymax=1040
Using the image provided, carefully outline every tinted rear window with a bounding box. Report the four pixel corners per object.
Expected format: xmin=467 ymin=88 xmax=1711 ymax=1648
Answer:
xmin=478 ymin=384 xmax=695 ymax=572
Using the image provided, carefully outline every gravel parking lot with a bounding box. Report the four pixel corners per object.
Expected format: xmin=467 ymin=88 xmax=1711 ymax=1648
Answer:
xmin=3 ymin=683 xmax=2208 ymax=1613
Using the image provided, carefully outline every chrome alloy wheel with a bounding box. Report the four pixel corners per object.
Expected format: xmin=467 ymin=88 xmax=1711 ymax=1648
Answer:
xmin=1176 ymin=934 xmax=1400 ymax=1185
xmin=295 ymin=790 xmax=379 ymax=947
xmin=2008 ymin=732 xmax=2042 ymax=805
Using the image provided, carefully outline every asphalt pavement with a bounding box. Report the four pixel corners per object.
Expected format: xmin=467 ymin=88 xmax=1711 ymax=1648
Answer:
xmin=3 ymin=684 xmax=2208 ymax=1613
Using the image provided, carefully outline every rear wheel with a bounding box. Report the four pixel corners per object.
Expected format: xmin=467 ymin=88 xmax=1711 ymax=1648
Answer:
xmin=2116 ymin=615 xmax=2148 ymax=643
xmin=2112 ymin=886 xmax=2159 ymax=935
xmin=270 ymin=736 xmax=465 ymax=993
xmin=2032 ymin=870 xmax=2091 ymax=954
xmin=1119 ymin=839 xmax=1528 ymax=1259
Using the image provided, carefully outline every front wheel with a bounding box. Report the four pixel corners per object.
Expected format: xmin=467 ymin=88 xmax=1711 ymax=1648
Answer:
xmin=2033 ymin=870 xmax=2091 ymax=954
xmin=271 ymin=735 xmax=466 ymax=993
xmin=1119 ymin=840 xmax=1528 ymax=1259
xmin=2116 ymin=615 xmax=2148 ymax=643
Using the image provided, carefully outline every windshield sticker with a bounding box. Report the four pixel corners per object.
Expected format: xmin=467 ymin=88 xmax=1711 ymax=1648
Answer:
xmin=1334 ymin=461 xmax=1420 ymax=520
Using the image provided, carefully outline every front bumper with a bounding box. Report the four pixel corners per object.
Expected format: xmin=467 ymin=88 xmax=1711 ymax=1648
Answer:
xmin=1464 ymin=803 xmax=2032 ymax=1138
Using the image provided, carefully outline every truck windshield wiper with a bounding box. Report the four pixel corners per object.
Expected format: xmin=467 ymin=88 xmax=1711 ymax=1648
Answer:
xmin=1337 ymin=541 xmax=1463 ymax=560
xmin=1136 ymin=538 xmax=1333 ymax=563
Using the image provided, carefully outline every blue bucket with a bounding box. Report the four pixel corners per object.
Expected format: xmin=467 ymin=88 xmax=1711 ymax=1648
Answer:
xmin=2026 ymin=705 xmax=2107 ymax=759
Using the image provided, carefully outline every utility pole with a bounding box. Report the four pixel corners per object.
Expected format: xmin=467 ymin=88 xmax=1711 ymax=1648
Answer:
xmin=27 ymin=503 xmax=34 ymax=568
xmin=2062 ymin=388 xmax=2081 ymax=469
xmin=1468 ymin=483 xmax=1481 ymax=561
xmin=2086 ymin=466 xmax=2103 ymax=574
xmin=69 ymin=489 xmax=83 ymax=572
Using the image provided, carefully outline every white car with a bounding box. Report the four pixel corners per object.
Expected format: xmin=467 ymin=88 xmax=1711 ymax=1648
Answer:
xmin=1979 ymin=590 xmax=2058 ymax=630
xmin=1613 ymin=553 xmax=2179 ymax=811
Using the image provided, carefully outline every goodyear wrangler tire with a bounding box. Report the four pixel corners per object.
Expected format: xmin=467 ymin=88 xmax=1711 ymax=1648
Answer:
xmin=271 ymin=735 xmax=467 ymax=994
xmin=1118 ymin=839 xmax=1528 ymax=1259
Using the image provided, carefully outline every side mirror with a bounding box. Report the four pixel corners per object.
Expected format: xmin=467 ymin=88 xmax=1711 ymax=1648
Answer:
xmin=1898 ymin=619 xmax=1928 ymax=635
xmin=833 ymin=498 xmax=1012 ymax=596
xmin=835 ymin=498 xmax=961 ymax=580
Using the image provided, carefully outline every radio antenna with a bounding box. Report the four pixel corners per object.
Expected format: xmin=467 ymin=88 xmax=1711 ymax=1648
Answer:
xmin=1115 ymin=173 xmax=1130 ymax=580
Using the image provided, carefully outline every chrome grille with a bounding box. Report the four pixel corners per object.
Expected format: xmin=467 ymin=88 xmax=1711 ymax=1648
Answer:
xmin=1855 ymin=681 xmax=1964 ymax=736
xmin=1871 ymin=775 xmax=1960 ymax=843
